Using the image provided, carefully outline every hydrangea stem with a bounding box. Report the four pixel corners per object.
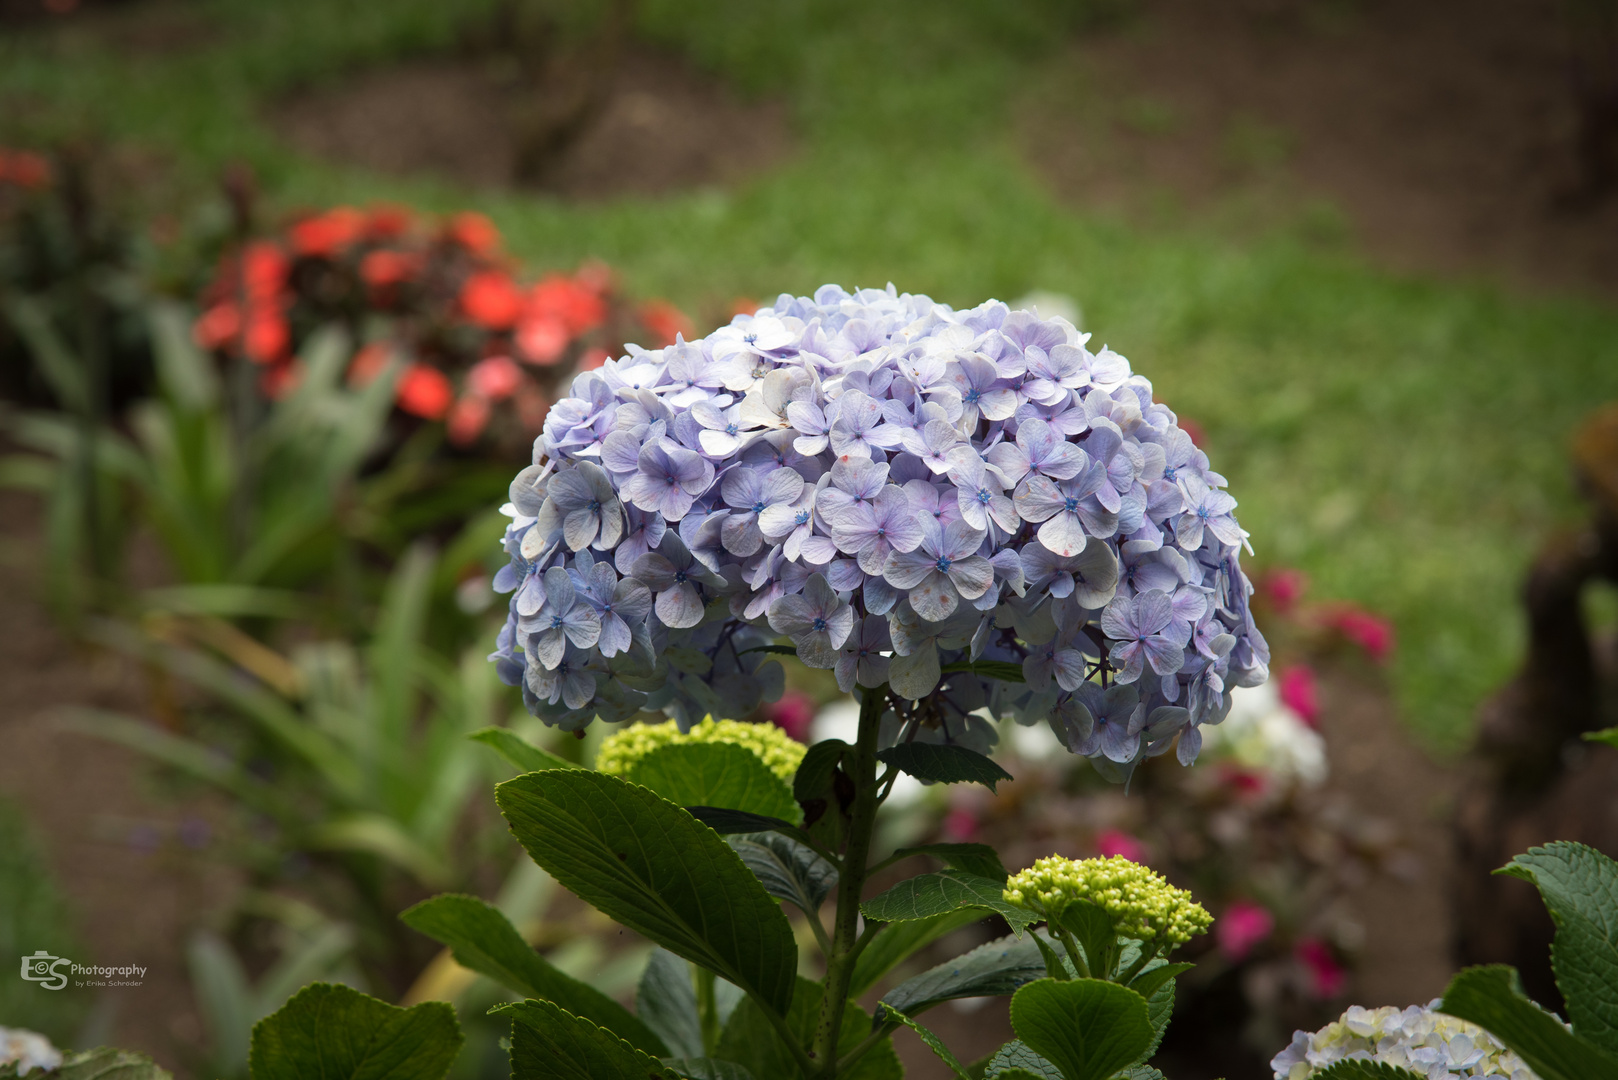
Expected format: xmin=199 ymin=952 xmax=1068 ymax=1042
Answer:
xmin=811 ymin=683 xmax=886 ymax=1078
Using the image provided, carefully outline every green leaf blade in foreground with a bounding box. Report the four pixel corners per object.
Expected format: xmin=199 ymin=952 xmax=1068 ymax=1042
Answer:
xmin=862 ymin=870 xmax=1035 ymax=933
xmin=1439 ymin=965 xmax=1618 ymax=1080
xmin=1314 ymin=1062 xmax=1428 ymax=1080
xmin=850 ymin=908 xmax=987 ymax=998
xmin=880 ymin=931 xmax=1048 ymax=1018
xmin=985 ymin=1040 xmax=1063 ymax=1080
xmin=0 ymin=1047 xmax=173 ymax=1080
xmin=495 ymin=998 xmax=679 ymax=1080
xmin=637 ymin=947 xmax=704 ymax=1060
xmin=248 ymin=982 xmax=462 ymax=1080
xmin=716 ymin=976 xmax=902 ymax=1080
xmin=728 ymin=832 xmax=838 ymax=917
xmin=469 ymin=727 xmax=576 ymax=773
xmin=893 ymin=842 xmax=1008 ymax=880
xmin=1009 ymin=978 xmax=1155 ymax=1080
xmin=495 ymin=769 xmax=798 ymax=1016
xmin=399 ymin=893 xmax=666 ymax=1056
xmin=664 ymin=1059 xmax=758 ymax=1080
xmin=1498 ymin=841 xmax=1618 ymax=1054
xmin=877 ymin=1003 xmax=971 ymax=1079
xmin=629 ymin=741 xmax=800 ymax=822
xmin=876 ymin=743 xmax=1013 ymax=792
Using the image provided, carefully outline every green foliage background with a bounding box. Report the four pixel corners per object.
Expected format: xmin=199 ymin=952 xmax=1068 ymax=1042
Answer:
xmin=4 ymin=0 xmax=1618 ymax=747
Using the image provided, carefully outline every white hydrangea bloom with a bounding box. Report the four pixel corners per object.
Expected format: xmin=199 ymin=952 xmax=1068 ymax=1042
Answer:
xmin=0 ymin=1027 xmax=63 ymax=1076
xmin=1202 ymin=680 xmax=1327 ymax=787
xmin=1270 ymin=1000 xmax=1540 ymax=1079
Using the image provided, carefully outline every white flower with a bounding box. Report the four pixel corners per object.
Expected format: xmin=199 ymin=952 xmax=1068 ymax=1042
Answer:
xmin=1271 ymin=1001 xmax=1541 ymax=1080
xmin=0 ymin=1028 xmax=63 ymax=1076
xmin=1202 ymin=680 xmax=1327 ymax=787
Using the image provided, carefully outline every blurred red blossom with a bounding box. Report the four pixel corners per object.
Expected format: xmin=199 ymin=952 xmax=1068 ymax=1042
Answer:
xmin=1096 ymin=828 xmax=1148 ymax=863
xmin=1217 ymin=900 xmax=1275 ymax=962
xmin=397 ymin=364 xmax=453 ymax=420
xmin=1295 ymin=937 xmax=1348 ymax=998
xmin=765 ymin=691 xmax=816 ymax=742
xmin=1278 ymin=665 xmax=1321 ymax=727
xmin=1320 ymin=604 xmax=1396 ymax=663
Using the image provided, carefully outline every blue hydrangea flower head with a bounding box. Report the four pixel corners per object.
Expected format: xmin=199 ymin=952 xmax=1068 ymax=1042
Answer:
xmin=490 ymin=284 xmax=1268 ymax=777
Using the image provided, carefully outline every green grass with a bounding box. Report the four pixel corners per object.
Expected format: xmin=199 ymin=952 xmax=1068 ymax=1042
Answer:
xmin=5 ymin=0 xmax=1617 ymax=750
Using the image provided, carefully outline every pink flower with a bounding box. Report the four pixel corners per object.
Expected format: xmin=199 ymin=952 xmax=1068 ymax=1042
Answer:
xmin=766 ymin=691 xmax=816 ymax=743
xmin=1295 ymin=937 xmax=1347 ymax=998
xmin=1261 ymin=568 xmax=1308 ymax=611
xmin=943 ymin=806 xmax=980 ymax=842
xmin=1321 ymin=604 xmax=1395 ymax=663
xmin=468 ymin=356 xmax=522 ymax=401
xmin=1096 ymin=829 xmax=1147 ymax=863
xmin=1278 ymin=665 xmax=1320 ymax=727
xmin=1216 ymin=900 xmax=1274 ymax=962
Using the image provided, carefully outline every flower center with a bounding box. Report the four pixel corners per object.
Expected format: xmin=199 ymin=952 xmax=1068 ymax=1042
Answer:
xmin=726 ymin=423 xmax=739 ymax=435
xmin=812 ymin=617 xmax=827 ymax=632
xmin=673 ymin=570 xmax=688 ymax=584
xmin=935 ymin=556 xmax=952 ymax=573
xmin=751 ymin=501 xmax=767 ymax=514
xmin=1163 ymin=465 xmax=1177 ymax=481
xmin=549 ymin=615 xmax=565 ymax=629
xmin=977 ymin=489 xmax=991 ymax=504
xmin=1064 ymin=496 xmax=1079 ymax=512
xmin=588 ymin=499 xmax=601 ymax=512
xmin=794 ymin=510 xmax=811 ymax=526
xmin=964 ymin=388 xmax=982 ymax=404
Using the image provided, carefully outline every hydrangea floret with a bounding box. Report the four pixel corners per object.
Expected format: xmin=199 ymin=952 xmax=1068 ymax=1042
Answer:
xmin=490 ymin=283 xmax=1268 ymax=780
xmin=1270 ymin=1002 xmax=1540 ymax=1080
xmin=1004 ymin=854 xmax=1212 ymax=946
xmin=593 ymin=716 xmax=806 ymax=783
xmin=0 ymin=1028 xmax=62 ymax=1076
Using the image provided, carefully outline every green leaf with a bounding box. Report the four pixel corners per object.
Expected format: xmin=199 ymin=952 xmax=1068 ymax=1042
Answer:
xmin=728 ymin=832 xmax=838 ymax=917
xmin=1009 ymin=978 xmax=1155 ymax=1080
xmin=1117 ymin=1068 xmax=1166 ymax=1080
xmin=665 ymin=1059 xmax=758 ymax=1080
xmin=850 ymin=908 xmax=987 ymax=998
xmin=248 ymin=982 xmax=462 ymax=1080
xmin=469 ymin=727 xmax=577 ymax=773
xmin=1053 ymin=899 xmax=1117 ymax=979
xmin=400 ymin=894 xmax=667 ymax=1056
xmin=877 ymin=1002 xmax=972 ymax=1079
xmin=1127 ymin=962 xmax=1193 ymax=1001
xmin=629 ymin=742 xmax=801 ymax=823
xmin=876 ymin=743 xmax=1013 ymax=791
xmin=684 ymin=805 xmax=815 ymax=842
xmin=637 ymin=948 xmax=704 ymax=1059
xmin=1139 ymin=974 xmax=1175 ymax=1065
xmin=1314 ymin=1062 xmax=1428 ymax=1080
xmin=495 ymin=998 xmax=681 ymax=1080
xmin=793 ymin=739 xmax=851 ymax=852
xmin=939 ymin=659 xmax=1027 ymax=683
xmin=880 ymin=931 xmax=1048 ymax=1018
xmin=0 ymin=1047 xmax=174 ymax=1080
xmin=893 ymin=843 xmax=1008 ymax=880
xmin=985 ymin=1040 xmax=1063 ymax=1080
xmin=739 ymin=644 xmax=800 ymax=657
xmin=1439 ymin=965 xmax=1618 ymax=1080
xmin=1586 ymin=727 xmax=1618 ymax=748
xmin=716 ymin=976 xmax=902 ymax=1080
xmin=1497 ymin=842 xmax=1618 ymax=1054
xmin=862 ymin=870 xmax=1035 ymax=934
xmin=496 ymin=769 xmax=798 ymax=1016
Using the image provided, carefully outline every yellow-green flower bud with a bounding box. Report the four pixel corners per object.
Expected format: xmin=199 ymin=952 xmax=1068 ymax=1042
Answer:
xmin=1003 ymin=855 xmax=1212 ymax=946
xmin=595 ymin=717 xmax=805 ymax=784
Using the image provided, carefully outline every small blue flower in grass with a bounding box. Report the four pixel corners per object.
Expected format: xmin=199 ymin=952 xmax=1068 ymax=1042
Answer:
xmin=490 ymin=283 xmax=1266 ymax=771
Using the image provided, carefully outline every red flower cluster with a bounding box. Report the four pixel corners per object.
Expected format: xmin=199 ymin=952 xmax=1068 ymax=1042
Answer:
xmin=0 ymin=148 xmax=51 ymax=190
xmin=193 ymin=204 xmax=694 ymax=449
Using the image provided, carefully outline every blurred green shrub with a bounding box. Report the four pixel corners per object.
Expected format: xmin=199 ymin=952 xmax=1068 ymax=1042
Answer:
xmin=0 ymin=798 xmax=86 ymax=1045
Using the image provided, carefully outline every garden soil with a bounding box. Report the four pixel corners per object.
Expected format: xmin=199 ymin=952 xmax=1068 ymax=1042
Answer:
xmin=1026 ymin=0 xmax=1618 ymax=302
xmin=0 ymin=490 xmax=240 ymax=1074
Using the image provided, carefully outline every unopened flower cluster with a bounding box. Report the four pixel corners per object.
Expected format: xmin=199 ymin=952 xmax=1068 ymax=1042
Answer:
xmin=0 ymin=1028 xmax=62 ymax=1077
xmin=594 ymin=717 xmax=805 ymax=783
xmin=1271 ymin=1002 xmax=1539 ymax=1080
xmin=1003 ymin=855 xmax=1212 ymax=945
xmin=490 ymin=283 xmax=1268 ymax=775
